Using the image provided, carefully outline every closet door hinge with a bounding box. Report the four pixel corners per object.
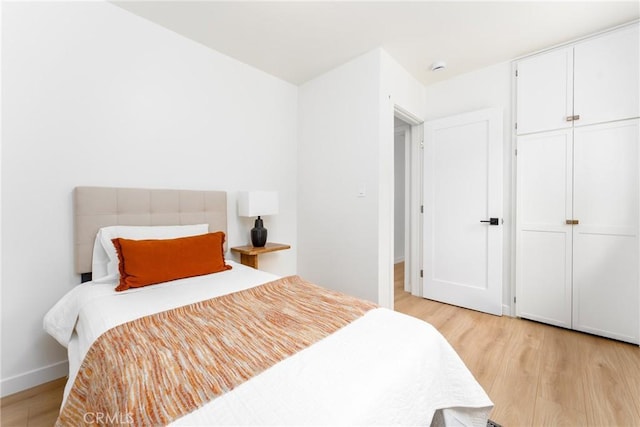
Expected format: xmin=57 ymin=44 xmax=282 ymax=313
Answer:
xmin=515 ymin=69 xmax=518 ymax=77
xmin=420 ymin=270 xmax=423 ymax=278
xmin=514 ymin=296 xmax=516 ymax=303
xmin=515 ymin=148 xmax=518 ymax=156
xmin=421 ymin=205 xmax=424 ymax=214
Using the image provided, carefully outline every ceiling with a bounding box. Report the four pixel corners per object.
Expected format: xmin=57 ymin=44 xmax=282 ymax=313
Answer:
xmin=112 ymin=1 xmax=640 ymax=86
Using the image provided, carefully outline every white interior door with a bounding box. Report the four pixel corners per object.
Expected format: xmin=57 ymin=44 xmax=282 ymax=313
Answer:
xmin=423 ymin=108 xmax=503 ymax=315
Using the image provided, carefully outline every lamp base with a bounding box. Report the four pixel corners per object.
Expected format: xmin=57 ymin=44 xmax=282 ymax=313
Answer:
xmin=251 ymin=217 xmax=267 ymax=247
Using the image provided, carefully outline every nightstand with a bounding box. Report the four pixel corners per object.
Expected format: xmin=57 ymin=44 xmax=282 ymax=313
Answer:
xmin=230 ymin=243 xmax=291 ymax=269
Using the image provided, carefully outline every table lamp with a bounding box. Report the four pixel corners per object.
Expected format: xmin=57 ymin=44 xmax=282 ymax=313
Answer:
xmin=238 ymin=191 xmax=278 ymax=247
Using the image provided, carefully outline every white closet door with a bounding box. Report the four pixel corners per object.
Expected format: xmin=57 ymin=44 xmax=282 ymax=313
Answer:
xmin=516 ymin=129 xmax=573 ymax=327
xmin=572 ymin=120 xmax=639 ymax=344
xmin=516 ymin=47 xmax=573 ymax=135
xmin=574 ymin=24 xmax=640 ymax=127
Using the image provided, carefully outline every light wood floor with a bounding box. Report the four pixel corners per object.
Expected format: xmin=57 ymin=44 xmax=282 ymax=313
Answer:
xmin=2 ymin=266 xmax=639 ymax=426
xmin=1 ymin=377 xmax=65 ymax=427
xmin=394 ymin=262 xmax=640 ymax=427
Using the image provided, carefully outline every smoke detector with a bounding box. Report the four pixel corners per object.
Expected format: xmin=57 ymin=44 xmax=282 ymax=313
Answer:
xmin=430 ymin=61 xmax=447 ymax=72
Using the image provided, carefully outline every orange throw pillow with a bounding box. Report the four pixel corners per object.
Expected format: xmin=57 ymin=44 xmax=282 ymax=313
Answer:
xmin=113 ymin=232 xmax=232 ymax=292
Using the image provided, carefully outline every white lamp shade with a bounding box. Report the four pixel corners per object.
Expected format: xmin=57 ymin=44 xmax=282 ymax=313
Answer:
xmin=238 ymin=191 xmax=278 ymax=217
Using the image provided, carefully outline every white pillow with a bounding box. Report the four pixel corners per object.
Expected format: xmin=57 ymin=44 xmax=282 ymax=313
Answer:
xmin=91 ymin=224 xmax=210 ymax=283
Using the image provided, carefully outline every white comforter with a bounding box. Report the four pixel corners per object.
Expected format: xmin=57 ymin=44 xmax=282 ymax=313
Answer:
xmin=44 ymin=261 xmax=493 ymax=426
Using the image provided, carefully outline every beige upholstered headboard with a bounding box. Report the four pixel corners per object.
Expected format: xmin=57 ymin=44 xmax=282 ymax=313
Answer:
xmin=74 ymin=187 xmax=227 ymax=274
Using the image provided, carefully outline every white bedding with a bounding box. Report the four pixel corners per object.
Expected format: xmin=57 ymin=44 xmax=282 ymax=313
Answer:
xmin=44 ymin=261 xmax=492 ymax=426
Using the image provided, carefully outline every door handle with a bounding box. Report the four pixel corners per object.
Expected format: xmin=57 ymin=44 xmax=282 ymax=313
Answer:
xmin=566 ymin=219 xmax=579 ymax=225
xmin=480 ymin=218 xmax=500 ymax=225
xmin=566 ymin=115 xmax=580 ymax=122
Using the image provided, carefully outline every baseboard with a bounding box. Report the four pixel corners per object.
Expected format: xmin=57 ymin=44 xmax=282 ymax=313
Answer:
xmin=502 ymin=303 xmax=513 ymax=317
xmin=0 ymin=360 xmax=68 ymax=398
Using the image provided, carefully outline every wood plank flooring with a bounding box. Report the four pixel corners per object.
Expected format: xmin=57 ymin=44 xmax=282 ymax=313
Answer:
xmin=1 ymin=378 xmax=65 ymax=427
xmin=2 ymin=265 xmax=639 ymax=426
xmin=394 ymin=262 xmax=640 ymax=427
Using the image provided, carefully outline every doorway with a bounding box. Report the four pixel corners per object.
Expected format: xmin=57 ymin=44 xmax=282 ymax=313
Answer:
xmin=392 ymin=106 xmax=424 ymax=308
xmin=391 ymin=106 xmax=503 ymax=316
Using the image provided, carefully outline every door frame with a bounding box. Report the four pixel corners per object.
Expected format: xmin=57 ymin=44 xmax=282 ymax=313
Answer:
xmin=394 ymin=105 xmax=424 ymax=298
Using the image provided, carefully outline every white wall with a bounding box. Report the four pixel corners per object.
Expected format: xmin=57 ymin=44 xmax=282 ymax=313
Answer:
xmin=423 ymin=61 xmax=514 ymax=313
xmin=1 ymin=1 xmax=298 ymax=396
xmin=298 ymin=48 xmax=425 ymax=308
xmin=297 ymin=49 xmax=382 ymax=303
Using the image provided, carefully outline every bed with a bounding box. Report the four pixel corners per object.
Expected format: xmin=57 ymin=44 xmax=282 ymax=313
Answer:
xmin=44 ymin=186 xmax=493 ymax=426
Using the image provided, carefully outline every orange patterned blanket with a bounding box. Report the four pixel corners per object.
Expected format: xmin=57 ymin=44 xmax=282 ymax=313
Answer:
xmin=57 ymin=276 xmax=376 ymax=426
